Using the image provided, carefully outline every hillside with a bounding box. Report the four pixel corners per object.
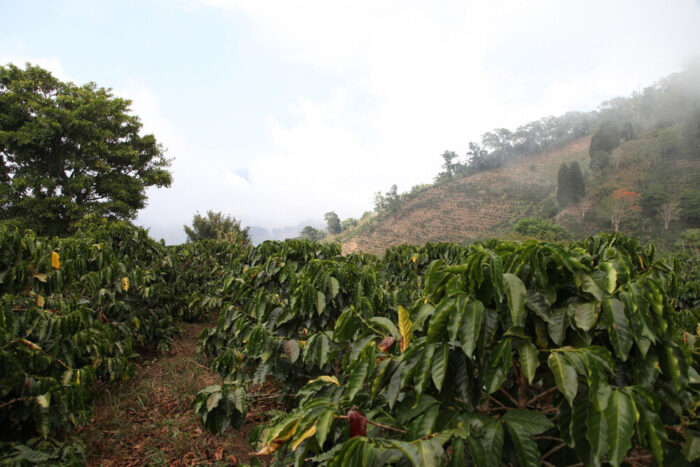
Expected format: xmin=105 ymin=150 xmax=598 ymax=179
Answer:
xmin=339 ymin=127 xmax=699 ymax=255
xmin=340 ymin=136 xmax=591 ymax=255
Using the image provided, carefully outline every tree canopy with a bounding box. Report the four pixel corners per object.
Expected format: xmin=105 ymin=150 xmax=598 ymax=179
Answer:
xmin=324 ymin=211 xmax=341 ymax=234
xmin=183 ymin=210 xmax=250 ymax=245
xmin=0 ymin=64 xmax=172 ymax=236
xmin=299 ymin=225 xmax=324 ymax=241
xmin=556 ymin=161 xmax=585 ymax=210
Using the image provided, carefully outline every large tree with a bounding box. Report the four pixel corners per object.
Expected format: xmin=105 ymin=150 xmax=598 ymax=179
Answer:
xmin=324 ymin=211 xmax=341 ymax=234
xmin=184 ymin=210 xmax=250 ymax=245
xmin=0 ymin=64 xmax=172 ymax=235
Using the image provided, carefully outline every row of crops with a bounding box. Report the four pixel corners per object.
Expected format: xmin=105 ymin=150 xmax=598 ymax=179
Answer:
xmin=0 ymin=222 xmax=243 ymax=464
xmin=1 ymin=223 xmax=698 ymax=465
xmin=195 ymin=235 xmax=699 ymax=466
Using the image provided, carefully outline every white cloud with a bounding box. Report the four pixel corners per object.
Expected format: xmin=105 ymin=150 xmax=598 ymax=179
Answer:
xmin=0 ymin=55 xmax=70 ymax=81
xmin=184 ymin=0 xmax=700 ymax=230
xmin=8 ymin=2 xmax=700 ymax=242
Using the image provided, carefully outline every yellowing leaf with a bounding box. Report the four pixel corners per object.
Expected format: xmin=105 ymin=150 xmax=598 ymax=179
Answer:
xmin=251 ymin=441 xmax=281 ymax=456
xmin=275 ymin=420 xmax=299 ymax=442
xmin=33 ymin=273 xmax=47 ymax=283
xmin=121 ymin=277 xmax=129 ymax=292
xmin=411 ymin=253 xmax=419 ymax=263
xmin=51 ymin=251 xmax=60 ymax=269
xmin=19 ymin=339 xmax=41 ymax=351
xmin=292 ymin=423 xmax=317 ymax=451
xmin=307 ymin=375 xmax=340 ymax=386
xmin=398 ymin=305 xmax=413 ymax=352
xmin=36 ymin=394 xmax=50 ymax=409
xmin=36 ymin=295 xmax=45 ymax=307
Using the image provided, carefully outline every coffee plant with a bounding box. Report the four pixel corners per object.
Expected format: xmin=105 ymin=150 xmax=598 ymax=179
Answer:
xmin=196 ymin=234 xmax=699 ymax=466
xmin=0 ymin=223 xmax=248 ymax=462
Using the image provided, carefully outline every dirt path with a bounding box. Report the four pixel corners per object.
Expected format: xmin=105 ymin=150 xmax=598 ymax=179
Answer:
xmin=80 ymin=322 xmax=253 ymax=466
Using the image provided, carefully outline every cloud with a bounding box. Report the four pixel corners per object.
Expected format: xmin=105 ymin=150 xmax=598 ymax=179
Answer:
xmin=182 ymin=0 xmax=700 ymax=230
xmin=0 ymin=55 xmax=71 ymax=81
xmin=7 ymin=2 xmax=700 ymax=243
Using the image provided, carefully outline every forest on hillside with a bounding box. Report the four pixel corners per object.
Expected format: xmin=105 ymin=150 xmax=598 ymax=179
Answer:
xmin=336 ymin=61 xmax=700 ymax=253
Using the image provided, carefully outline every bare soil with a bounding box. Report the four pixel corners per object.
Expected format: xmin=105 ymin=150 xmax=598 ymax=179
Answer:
xmin=79 ymin=323 xmax=254 ymax=466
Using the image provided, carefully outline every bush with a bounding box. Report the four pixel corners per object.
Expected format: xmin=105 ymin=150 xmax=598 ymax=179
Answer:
xmin=513 ymin=217 xmax=572 ymax=241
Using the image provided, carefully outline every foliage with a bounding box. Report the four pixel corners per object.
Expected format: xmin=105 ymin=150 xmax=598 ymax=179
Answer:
xmin=640 ymin=185 xmax=669 ymax=218
xmin=513 ymin=217 xmax=572 ymax=241
xmin=679 ymin=189 xmax=700 ymax=227
xmin=0 ymin=64 xmax=172 ymax=236
xmin=325 ymin=212 xmax=342 ymax=235
xmin=589 ymin=121 xmax=621 ymax=174
xmin=0 ymin=222 xmax=248 ymax=459
xmin=183 ymin=210 xmax=250 ymax=245
xmin=341 ymin=218 xmax=358 ymax=231
xmin=195 ymin=234 xmax=699 ymax=466
xmin=460 ymin=112 xmax=599 ymax=174
xmin=300 ymin=226 xmax=325 ymax=241
xmin=556 ymin=162 xmax=585 ymax=210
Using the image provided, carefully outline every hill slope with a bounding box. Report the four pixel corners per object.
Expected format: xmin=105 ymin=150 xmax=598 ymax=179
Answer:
xmin=340 ymin=125 xmax=699 ymax=255
xmin=341 ymin=136 xmax=591 ymax=255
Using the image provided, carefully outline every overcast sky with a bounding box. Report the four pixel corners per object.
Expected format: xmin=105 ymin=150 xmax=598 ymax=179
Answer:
xmin=2 ymin=0 xmax=700 ymax=243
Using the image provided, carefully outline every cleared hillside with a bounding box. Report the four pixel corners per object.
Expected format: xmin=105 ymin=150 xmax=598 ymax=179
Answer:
xmin=341 ymin=136 xmax=591 ymax=255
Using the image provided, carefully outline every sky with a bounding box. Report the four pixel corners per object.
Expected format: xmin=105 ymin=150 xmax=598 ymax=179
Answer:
xmin=2 ymin=0 xmax=700 ymax=243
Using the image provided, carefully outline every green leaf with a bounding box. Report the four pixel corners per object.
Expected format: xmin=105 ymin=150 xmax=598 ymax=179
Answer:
xmin=316 ymin=291 xmax=326 ymax=315
xmin=414 ymin=438 xmax=444 ymax=466
xmin=330 ymin=276 xmax=340 ymax=298
xmin=683 ymin=429 xmax=700 ymax=462
xmin=207 ymin=391 xmax=222 ymax=412
xmin=581 ymin=273 xmax=604 ymax=301
xmin=459 ymin=299 xmax=484 ymax=358
xmin=447 ymin=295 xmax=467 ymax=343
xmin=604 ymin=389 xmax=636 ymax=466
xmin=503 ymin=273 xmax=527 ymax=327
xmin=548 ymin=307 xmax=567 ymax=345
xmin=501 ymin=409 xmax=553 ymax=435
xmin=407 ymin=405 xmax=440 ymax=439
xmin=315 ymin=408 xmax=334 ymax=447
xmin=602 ymin=298 xmax=632 ymax=361
xmin=548 ymin=352 xmax=578 ymax=406
xmin=464 ymin=414 xmax=504 ymax=467
xmin=483 ymin=338 xmax=512 ymax=394
xmin=427 ymin=296 xmax=457 ymax=343
xmin=369 ymin=317 xmax=399 ymax=339
xmin=9 ymin=445 xmax=52 ymax=463
xmin=345 ymin=361 xmax=369 ymax=404
xmin=635 ymin=400 xmax=667 ymax=465
xmin=572 ymin=302 xmax=598 ymax=332
xmin=585 ymin=406 xmax=607 ymax=465
xmin=414 ymin=342 xmax=437 ymax=397
xmin=505 ymin=422 xmax=542 ymax=467
xmin=431 ymin=343 xmax=449 ymax=392
xmin=518 ymin=341 xmax=539 ymax=384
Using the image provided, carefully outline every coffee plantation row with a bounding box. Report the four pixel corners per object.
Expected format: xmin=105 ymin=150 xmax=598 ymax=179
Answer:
xmin=1 ymin=223 xmax=698 ymax=465
xmin=0 ymin=221 xmax=242 ymax=464
xmin=196 ymin=234 xmax=699 ymax=465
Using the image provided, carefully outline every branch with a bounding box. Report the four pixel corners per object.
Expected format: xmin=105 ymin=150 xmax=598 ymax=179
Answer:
xmin=527 ymin=386 xmax=558 ymax=406
xmin=499 ymin=387 xmax=520 ymax=407
xmin=335 ymin=415 xmax=407 ymax=434
xmin=541 ymin=443 xmax=567 ymax=460
xmin=488 ymin=395 xmax=507 ymax=408
xmin=0 ymin=397 xmax=33 ymax=410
